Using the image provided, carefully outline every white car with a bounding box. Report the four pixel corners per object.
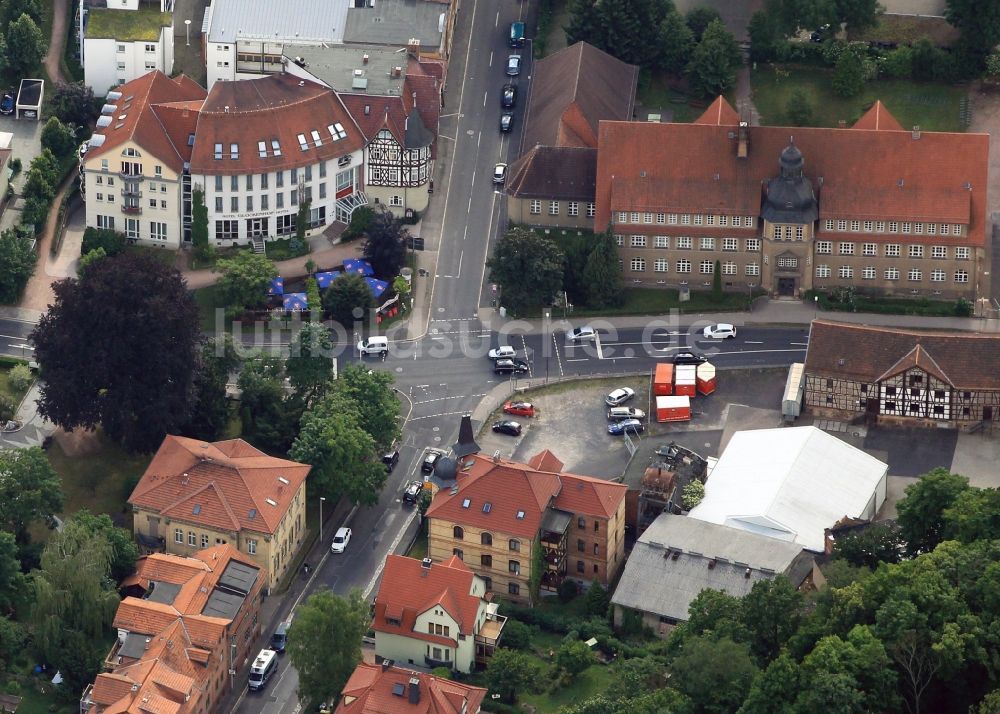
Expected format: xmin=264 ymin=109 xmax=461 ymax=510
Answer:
xmin=605 ymin=387 xmax=636 ymax=406
xmin=493 ymin=163 xmax=508 ymax=184
xmin=703 ymin=323 xmax=737 ymax=339
xmin=566 ymin=326 xmax=597 ymax=342
xmin=506 ymin=54 xmax=522 ymax=76
xmin=488 ymin=346 xmax=516 ymax=360
xmin=330 ymin=527 xmax=352 ymax=553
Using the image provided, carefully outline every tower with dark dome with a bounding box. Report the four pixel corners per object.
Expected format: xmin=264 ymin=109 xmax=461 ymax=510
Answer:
xmin=762 ymin=140 xmax=818 ymax=225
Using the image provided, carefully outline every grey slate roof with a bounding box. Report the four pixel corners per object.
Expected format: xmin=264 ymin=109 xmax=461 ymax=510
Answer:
xmin=343 ymin=0 xmax=446 ymax=48
xmin=505 ymin=146 xmax=597 ymax=201
xmin=207 ymin=0 xmax=348 ymax=44
xmin=611 ymin=514 xmax=811 ymax=623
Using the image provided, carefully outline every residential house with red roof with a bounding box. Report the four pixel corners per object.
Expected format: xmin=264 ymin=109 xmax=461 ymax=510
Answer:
xmin=426 ymin=450 xmax=627 ymax=602
xmin=595 ymin=97 xmax=990 ymax=303
xmin=81 ymin=71 xmax=207 ymax=248
xmin=804 ymin=319 xmax=1000 ymax=428
xmin=80 ymin=545 xmax=264 ymax=714
xmin=335 ymin=662 xmax=486 ymax=714
xmin=373 ymin=555 xmax=506 ymax=673
xmin=129 ymin=435 xmax=310 ymax=591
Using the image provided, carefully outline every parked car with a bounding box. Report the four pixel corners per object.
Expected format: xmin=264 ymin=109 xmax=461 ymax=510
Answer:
xmin=500 ymin=112 xmax=514 ymax=133
xmin=566 ymin=326 xmax=596 ymax=342
xmin=703 ymin=323 xmax=737 ymax=339
xmin=506 ymin=54 xmax=522 ymax=76
xmin=501 ymin=84 xmax=517 ymax=108
xmin=494 ymin=358 xmax=529 ymax=375
xmin=0 ymin=93 xmax=13 ymax=115
xmin=492 ymin=420 xmax=522 ymax=436
xmin=492 ymin=163 xmax=508 ymax=184
xmin=381 ymin=449 xmax=399 ymax=472
xmin=503 ymin=400 xmax=535 ymax=417
xmin=605 ymin=387 xmax=636 ymax=406
xmin=673 ymin=351 xmax=707 ymax=365
xmin=607 ymin=406 xmax=645 ymax=421
xmin=402 ymin=480 xmax=423 ymax=504
xmin=608 ymin=418 xmax=645 ymax=436
xmin=422 ymin=450 xmax=441 ymax=474
xmin=330 ymin=527 xmax=352 ymax=553
xmin=488 ymin=345 xmax=516 ymax=360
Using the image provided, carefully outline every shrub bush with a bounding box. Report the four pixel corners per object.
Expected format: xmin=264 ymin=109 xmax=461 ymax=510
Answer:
xmin=7 ymin=364 xmax=33 ymax=393
xmin=342 ymin=206 xmax=375 ymax=241
xmin=82 ymin=227 xmax=126 ymax=256
xmin=0 ymin=395 xmax=15 ymax=422
xmin=500 ymin=620 xmax=532 ymax=650
xmin=557 ymin=579 xmax=578 ymax=602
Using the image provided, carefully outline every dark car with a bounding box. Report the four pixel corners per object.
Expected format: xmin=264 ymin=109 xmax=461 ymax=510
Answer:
xmin=381 ymin=449 xmax=399 ymax=472
xmin=494 ymin=358 xmax=529 ymax=375
xmin=500 ymin=112 xmax=514 ymax=133
xmin=0 ymin=93 xmax=13 ymax=115
xmin=501 ymin=84 xmax=517 ymax=108
xmin=422 ymin=450 xmax=441 ymax=474
xmin=492 ymin=420 xmax=522 ymax=436
xmin=402 ymin=480 xmax=423 ymax=504
xmin=608 ymin=418 xmax=644 ymax=436
xmin=673 ymin=351 xmax=707 ymax=365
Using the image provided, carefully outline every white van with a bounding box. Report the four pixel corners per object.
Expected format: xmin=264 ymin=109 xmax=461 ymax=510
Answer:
xmin=248 ymin=649 xmax=277 ymax=691
xmin=357 ymin=336 xmax=389 ymax=355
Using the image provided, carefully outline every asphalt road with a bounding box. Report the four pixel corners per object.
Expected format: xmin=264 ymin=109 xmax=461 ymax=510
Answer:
xmin=0 ymin=318 xmax=35 ymax=360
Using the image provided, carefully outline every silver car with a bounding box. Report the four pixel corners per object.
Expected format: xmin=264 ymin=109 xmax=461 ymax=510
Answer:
xmin=605 ymin=387 xmax=636 ymax=406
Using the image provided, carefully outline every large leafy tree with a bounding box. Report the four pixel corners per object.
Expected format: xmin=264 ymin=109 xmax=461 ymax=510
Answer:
xmin=181 ymin=337 xmax=241 ymax=442
xmin=322 ymin=272 xmax=372 ymax=326
xmin=488 ymin=227 xmax=565 ymax=314
xmin=832 ymin=521 xmax=905 ymax=568
xmin=286 ymin=323 xmax=336 ymax=401
xmin=686 ymin=19 xmax=742 ymax=98
xmin=32 ymin=252 xmax=201 ymax=452
xmin=334 ymin=364 xmax=400 ymax=450
xmin=564 ymin=0 xmax=602 ymax=46
xmin=832 ymin=49 xmax=865 ymax=98
xmin=942 ymin=486 xmax=1000 ymax=543
xmin=658 ymin=9 xmax=695 ymax=74
xmin=895 ymin=468 xmax=969 ymax=555
xmin=287 ymin=589 xmax=369 ymax=706
xmin=289 ymin=392 xmax=387 ymax=504
xmin=69 ymin=509 xmax=139 ymax=583
xmin=582 ymin=227 xmax=625 ymax=309
xmin=214 ymin=251 xmax=277 ymax=315
xmin=486 ymin=647 xmax=536 ymax=704
xmin=740 ymin=577 xmax=803 ymax=665
xmin=237 ymin=355 xmax=301 ymax=454
xmin=0 ymin=532 xmax=24 ymax=611
xmin=48 ymin=81 xmax=97 ymax=128
xmin=669 ymin=636 xmax=758 ymax=713
xmin=40 ymin=117 xmax=76 ymax=160
xmin=686 ymin=5 xmax=722 ymax=41
xmin=946 ymin=0 xmax=1000 ymax=76
xmin=556 ymin=640 xmax=594 ymax=679
xmin=0 ymin=446 xmax=64 ymax=543
xmin=0 ymin=227 xmax=36 ymax=303
xmin=191 ymin=189 xmax=212 ymax=263
xmin=3 ymin=13 xmax=45 ymax=78
xmin=361 ymin=206 xmax=408 ymax=279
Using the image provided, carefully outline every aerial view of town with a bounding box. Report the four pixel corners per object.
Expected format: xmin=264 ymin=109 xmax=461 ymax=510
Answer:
xmin=0 ymin=0 xmax=997 ymax=711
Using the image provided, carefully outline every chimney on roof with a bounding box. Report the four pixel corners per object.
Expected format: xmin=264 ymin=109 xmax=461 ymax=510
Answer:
xmin=744 ymin=567 xmax=752 ymax=578
xmin=912 ymin=126 xmax=921 ymax=140
xmin=737 ymin=121 xmax=749 ymax=160
xmin=392 ymin=67 xmax=402 ymax=79
xmin=408 ymin=677 xmax=421 ymax=705
xmin=363 ymin=53 xmax=369 ymax=64
xmin=298 ymin=80 xmax=305 ymax=87
xmin=407 ymin=38 xmax=421 ymax=58
xmin=837 ymin=119 xmax=846 ymax=128
xmin=421 ymin=557 xmax=432 ymax=570
xmin=381 ymin=659 xmax=393 ymax=672
xmin=708 ymin=559 xmax=716 ymax=569
xmin=224 ymin=106 xmax=229 ymax=113
xmin=452 ymin=414 xmax=481 ymax=458
xmin=364 ymin=104 xmax=370 ymax=115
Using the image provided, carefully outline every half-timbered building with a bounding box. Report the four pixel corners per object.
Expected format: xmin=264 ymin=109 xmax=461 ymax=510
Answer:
xmin=804 ymin=320 xmax=1000 ymax=429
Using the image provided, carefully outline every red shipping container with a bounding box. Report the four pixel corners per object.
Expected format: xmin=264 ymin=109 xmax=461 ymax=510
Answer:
xmin=697 ymin=362 xmax=717 ymax=395
xmin=656 ymin=395 xmax=691 ymax=422
xmin=654 ymin=363 xmax=674 ymax=396
xmin=674 ymin=364 xmax=697 ymax=397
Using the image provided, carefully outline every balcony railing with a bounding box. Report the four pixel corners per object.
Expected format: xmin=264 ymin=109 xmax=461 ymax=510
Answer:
xmin=122 ymin=203 xmax=142 ymax=215
xmin=121 ymin=188 xmax=142 ymax=198
xmin=424 ymin=655 xmax=453 ymax=669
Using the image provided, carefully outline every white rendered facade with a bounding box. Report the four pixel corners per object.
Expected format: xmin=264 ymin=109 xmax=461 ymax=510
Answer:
xmin=85 ymin=30 xmax=174 ymax=96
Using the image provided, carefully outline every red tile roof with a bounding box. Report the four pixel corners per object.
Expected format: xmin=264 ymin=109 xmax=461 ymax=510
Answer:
xmin=85 ymin=72 xmax=207 ymax=172
xmin=190 ymin=73 xmax=365 ymax=175
xmin=130 ymin=435 xmax=310 ymax=535
xmin=852 ymin=100 xmax=904 ymax=131
xmin=693 ymin=95 xmax=741 ymax=126
xmin=595 ymin=98 xmax=989 ymax=246
xmin=426 ymin=452 xmax=626 ymax=538
xmin=336 ymin=663 xmax=486 ymax=714
xmin=374 ymin=555 xmax=484 ymax=645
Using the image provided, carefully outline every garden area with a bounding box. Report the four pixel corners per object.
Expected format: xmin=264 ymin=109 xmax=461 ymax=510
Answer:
xmin=806 ymin=287 xmax=974 ymax=317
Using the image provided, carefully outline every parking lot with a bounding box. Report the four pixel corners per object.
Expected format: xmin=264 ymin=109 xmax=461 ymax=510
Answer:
xmin=0 ymin=110 xmax=44 ymax=231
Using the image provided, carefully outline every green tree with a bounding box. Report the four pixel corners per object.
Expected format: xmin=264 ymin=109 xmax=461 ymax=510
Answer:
xmin=0 ymin=617 xmax=25 ymax=672
xmin=286 ymin=323 xmax=335 ymax=401
xmin=0 ymin=395 xmax=13 ymax=422
xmin=747 ymin=10 xmax=779 ymax=62
xmin=81 ymin=227 xmax=126 ymax=256
xmin=78 ymin=247 xmax=107 ymax=275
xmin=910 ymin=37 xmax=947 ymax=81
xmin=7 ymin=363 xmax=32 ymax=393
xmin=882 ymin=45 xmax=913 ymax=78
xmin=362 ymin=206 xmax=409 ymax=279
xmin=40 ymin=117 xmax=76 ymax=160
xmin=295 ymin=200 xmax=309 ymax=253
xmin=832 ymin=49 xmax=865 ymax=97
xmin=191 ymin=189 xmax=212 ymax=263
xmin=943 ymin=486 xmax=1000 ymax=542
xmin=0 ymin=0 xmax=42 ymax=31
xmin=69 ymin=509 xmax=139 ymax=582
xmin=529 ymin=540 xmax=544 ymax=604
xmin=342 ymin=205 xmax=374 ymax=241
xmin=335 ymin=364 xmax=401 ymax=450
xmin=0 ymin=227 xmax=36 ymax=303
xmin=686 ymin=19 xmax=742 ymax=98
xmin=488 ymin=227 xmax=565 ymax=314
xmin=686 ymin=5 xmax=723 ymax=41
xmin=741 ymin=577 xmax=803 ymax=665
xmin=564 ymin=0 xmax=601 ymax=46
xmin=946 ymin=0 xmax=1000 ymax=77
xmin=556 ymin=639 xmax=594 ymax=679
xmin=896 ymin=468 xmax=969 ymax=554
xmin=500 ymin=619 xmax=532 ymax=650
xmin=658 ymin=9 xmax=695 ymax=74
xmin=582 ymin=227 xmax=625 ymax=309
xmin=832 ymin=521 xmax=905 ymax=568
xmin=31 ymin=252 xmax=201 ymax=452
xmin=214 ymin=251 xmax=277 ymax=315
xmin=669 ymin=588 xmax=748 ymax=650
xmin=322 ymin=271 xmax=372 ymax=325
xmin=392 ymin=275 xmax=410 ymax=299
xmin=595 ymin=0 xmax=673 ymax=67
xmin=836 ymin=0 xmax=881 ymax=32
xmin=737 ymin=652 xmax=800 ymax=714
xmin=305 ymin=276 xmax=321 ymax=317
xmin=604 ymin=656 xmax=666 ymax=702
xmin=0 ymin=532 xmax=24 ymax=611
xmin=585 ymin=579 xmax=609 ymax=618
xmin=785 ymin=88 xmax=814 ymax=126
xmin=486 ymin=647 xmax=536 ymax=704
xmin=681 ymin=480 xmax=705 ymax=509
xmin=4 ymin=13 xmax=45 ymax=78
xmin=181 ymin=337 xmax=241 ymax=442
xmin=0 ymin=447 xmax=64 ymax=544
xmin=289 ymin=392 xmax=387 ymax=504
xmin=47 ymin=81 xmax=96 ymax=128
xmin=287 ymin=589 xmax=369 ymax=707
xmin=670 ymin=636 xmax=757 ymax=714
xmin=237 ymin=355 xmax=300 ymax=454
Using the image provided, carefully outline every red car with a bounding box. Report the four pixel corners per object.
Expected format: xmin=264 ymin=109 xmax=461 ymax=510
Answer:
xmin=503 ymin=400 xmax=535 ymax=418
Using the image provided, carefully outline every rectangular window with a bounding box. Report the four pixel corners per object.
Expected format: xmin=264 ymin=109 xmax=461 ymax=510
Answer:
xmin=850 ymin=220 xmax=860 ymax=232
xmin=745 ymin=263 xmax=760 ymax=276
xmin=644 ymin=212 xmax=654 ymax=224
xmin=215 ymin=197 xmax=223 ymax=212
xmin=885 ymin=268 xmax=899 ymax=280
xmin=836 ymin=219 xmax=848 ymax=231
xmin=863 ymin=266 xmax=876 ymax=279
xmin=230 ymin=143 xmax=239 ymax=160
xmin=863 ymin=220 xmax=873 ymax=232
xmin=772 ymin=225 xmax=783 ymax=240
xmin=676 ymin=259 xmax=691 ymax=273
xmin=875 ymin=221 xmax=885 ymax=232
xmin=700 ymin=260 xmax=713 ymax=274
xmin=568 ymin=202 xmax=579 ymax=216
xmin=261 ymin=195 xmax=269 ymax=211
xmin=630 ymin=257 xmax=645 ymax=272
xmin=319 ymin=161 xmax=327 ymax=178
xmin=214 ymin=175 xmax=223 ymax=192
xmin=150 ymin=222 xmax=167 ymax=241
xmin=746 ymin=238 xmax=760 ymax=252
xmin=258 ymin=141 xmax=267 ymax=158
xmin=815 ymin=265 xmax=831 ymax=278
xmin=693 ymin=214 xmax=703 ymax=225
xmin=616 ymin=211 xmax=628 ymax=224
xmin=508 ymin=560 xmax=520 ymax=575
xmin=909 ymin=245 xmax=924 ymax=258
xmin=955 ymin=247 xmax=970 ymax=260
xmin=908 ymin=269 xmax=922 ymax=281
xmin=549 ymin=201 xmax=559 ymax=215
xmin=231 ymin=175 xmax=238 ymax=191
xmin=931 ymin=245 xmax=947 ymax=259
xmin=777 ymin=256 xmax=797 ymax=268
xmin=246 ymin=195 xmax=253 ymax=212
xmin=723 ymin=237 xmax=738 ymax=251
xmin=885 ymin=244 xmax=901 ymax=257
xmin=914 ymin=222 xmax=924 ymax=234
xmin=245 ymin=174 xmax=253 ymax=190
xmin=291 ymin=189 xmax=298 ymax=206
xmin=795 ymin=225 xmax=804 ymax=240
xmin=656 ymin=212 xmax=666 ymax=224
xmin=719 ymin=215 xmax=728 ymax=226
xmin=676 ymin=236 xmax=692 ymax=249
xmin=631 ymin=235 xmax=646 ymax=248
xmin=174 ymin=529 xmax=183 ymax=544
xmin=319 ymin=183 xmax=326 ymax=199
xmin=214 ymin=143 xmax=222 ymax=160
xmin=654 ymin=258 xmax=668 ymax=272
xmin=188 ymin=532 xmax=196 ymax=546
xmin=529 ymin=199 xmax=541 ymax=215
xmin=863 ymin=243 xmax=877 ymax=256
xmin=247 ymin=539 xmax=257 ymax=555
xmin=668 ymin=214 xmax=678 ymax=225
xmin=629 ymin=211 xmax=640 ymax=223
xmin=700 ymin=236 xmax=714 ymax=250
xmin=201 ymin=534 xmax=209 ymax=548
xmin=732 ymin=216 xmax=742 ymax=227
xmin=839 ymin=266 xmax=853 ymax=278
xmin=955 ymin=269 xmax=969 ymax=283
xmin=888 ymin=221 xmax=898 ymax=233
xmin=927 ymin=223 xmax=937 ymax=235
xmin=722 ymin=261 xmax=736 ymax=275
xmin=231 ymin=197 xmax=238 ymax=212
xmin=614 ymin=234 xmax=623 ymax=247
xmin=839 ymin=242 xmax=855 ymax=255
xmin=587 ymin=203 xmax=596 ymax=217
xmin=508 ymin=583 xmax=520 ymax=596
xmin=816 ymin=241 xmax=832 ymax=254
xmin=745 ymin=217 xmax=754 ymax=228
xmin=681 ymin=214 xmax=691 ymax=225
xmin=304 ymin=165 xmax=312 ymax=182
xmin=655 ymin=236 xmax=669 ymax=249
xmin=952 ymin=224 xmax=962 ymax=235
xmin=930 ymin=269 xmax=946 ymax=282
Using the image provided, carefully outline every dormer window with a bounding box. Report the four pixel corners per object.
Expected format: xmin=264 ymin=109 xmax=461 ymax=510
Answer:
xmin=328 ymin=123 xmax=347 ymax=141
xmin=297 ymin=134 xmax=308 ymax=151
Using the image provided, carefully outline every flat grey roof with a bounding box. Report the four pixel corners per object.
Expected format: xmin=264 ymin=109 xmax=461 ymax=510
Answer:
xmin=119 ymin=631 xmax=151 ymax=660
xmin=145 ymin=580 xmax=181 ymax=606
xmin=286 ymin=45 xmax=410 ymax=96
xmin=203 ymin=588 xmax=244 ymax=620
xmin=218 ymin=559 xmax=259 ymax=596
xmin=207 ymin=0 xmax=349 ymax=44
xmin=343 ymin=0 xmax=446 ymax=48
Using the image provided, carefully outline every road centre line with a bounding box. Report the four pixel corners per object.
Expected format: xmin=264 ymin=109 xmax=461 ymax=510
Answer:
xmin=409 ymin=410 xmax=475 ymax=421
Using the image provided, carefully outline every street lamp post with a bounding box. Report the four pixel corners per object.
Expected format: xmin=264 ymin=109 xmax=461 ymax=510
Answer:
xmin=813 ymin=294 xmax=818 ymax=319
xmin=185 ymin=19 xmax=191 ymax=47
xmin=319 ymin=496 xmax=326 ymax=542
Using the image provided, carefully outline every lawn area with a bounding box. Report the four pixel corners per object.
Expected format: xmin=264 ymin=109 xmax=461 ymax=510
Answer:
xmin=194 ymin=285 xmax=229 ymax=332
xmin=635 ymin=71 xmax=722 ymax=123
xmin=520 ymin=664 xmax=614 ymax=712
xmin=125 ymin=244 xmax=177 ymax=266
xmin=265 ymin=237 xmax=310 ymax=261
xmin=751 ymin=64 xmax=967 ymax=131
xmin=45 ymin=433 xmax=151 ymax=522
xmin=406 ymin=531 xmax=428 ymax=561
xmin=86 ymin=7 xmax=172 ymax=42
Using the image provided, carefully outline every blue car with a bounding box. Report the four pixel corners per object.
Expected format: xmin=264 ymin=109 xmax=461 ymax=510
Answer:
xmin=608 ymin=419 xmax=644 ymax=436
xmin=0 ymin=93 xmax=13 ymax=115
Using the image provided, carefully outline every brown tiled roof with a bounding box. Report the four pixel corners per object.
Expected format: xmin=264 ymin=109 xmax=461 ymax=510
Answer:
xmin=426 ymin=452 xmax=626 ymax=538
xmin=190 ymin=74 xmax=365 ymax=175
xmin=693 ymin=95 xmax=741 ymax=126
xmin=505 ymin=146 xmax=597 ymax=201
xmin=522 ymin=42 xmax=637 ymax=151
xmin=85 ymin=72 xmax=207 ymax=172
xmin=852 ymin=101 xmax=904 ymax=131
xmin=339 ymin=94 xmax=407 ymax=146
xmin=373 ymin=555 xmax=484 ymax=645
xmin=595 ymin=98 xmax=989 ymax=246
xmin=527 ymin=449 xmax=563 ymax=472
xmin=335 ymin=663 xmax=486 ymax=714
xmin=129 ymin=435 xmax=310 ymax=535
xmin=805 ymin=320 xmax=1000 ymax=390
